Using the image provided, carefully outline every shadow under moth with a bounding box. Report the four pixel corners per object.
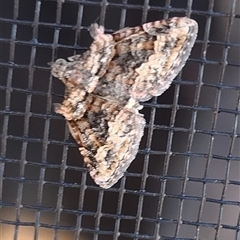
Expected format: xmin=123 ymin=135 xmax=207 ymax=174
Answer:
xmin=51 ymin=17 xmax=198 ymax=188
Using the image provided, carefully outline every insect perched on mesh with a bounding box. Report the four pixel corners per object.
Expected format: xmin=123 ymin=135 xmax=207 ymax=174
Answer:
xmin=51 ymin=17 xmax=198 ymax=188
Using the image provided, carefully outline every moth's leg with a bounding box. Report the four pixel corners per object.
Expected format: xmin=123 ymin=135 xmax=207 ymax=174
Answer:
xmin=131 ymin=17 xmax=198 ymax=101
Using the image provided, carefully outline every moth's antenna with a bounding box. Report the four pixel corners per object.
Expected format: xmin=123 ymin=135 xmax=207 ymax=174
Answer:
xmin=93 ymin=16 xmax=100 ymax=24
xmin=88 ymin=16 xmax=101 ymax=33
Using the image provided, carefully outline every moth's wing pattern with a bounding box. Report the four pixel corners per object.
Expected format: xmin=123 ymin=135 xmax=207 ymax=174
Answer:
xmin=93 ymin=24 xmax=156 ymax=102
xmin=130 ymin=17 xmax=198 ymax=101
xmin=93 ymin=17 xmax=198 ymax=103
xmin=55 ymin=83 xmax=145 ymax=188
xmin=80 ymin=100 xmax=145 ymax=188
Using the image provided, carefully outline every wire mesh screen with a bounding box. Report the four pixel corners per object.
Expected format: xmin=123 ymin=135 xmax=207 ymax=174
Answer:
xmin=0 ymin=0 xmax=240 ymax=239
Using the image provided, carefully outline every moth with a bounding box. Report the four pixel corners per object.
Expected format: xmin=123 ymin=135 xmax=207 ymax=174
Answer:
xmin=51 ymin=17 xmax=198 ymax=188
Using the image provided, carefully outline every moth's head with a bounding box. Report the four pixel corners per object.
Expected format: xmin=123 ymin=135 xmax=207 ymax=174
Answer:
xmin=51 ymin=59 xmax=69 ymax=80
xmin=51 ymin=58 xmax=85 ymax=87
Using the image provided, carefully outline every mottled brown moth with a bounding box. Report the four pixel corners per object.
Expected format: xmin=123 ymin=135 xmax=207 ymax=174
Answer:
xmin=51 ymin=17 xmax=198 ymax=188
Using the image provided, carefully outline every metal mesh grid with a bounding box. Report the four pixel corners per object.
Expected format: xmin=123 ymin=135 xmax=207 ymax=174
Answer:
xmin=0 ymin=0 xmax=240 ymax=239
